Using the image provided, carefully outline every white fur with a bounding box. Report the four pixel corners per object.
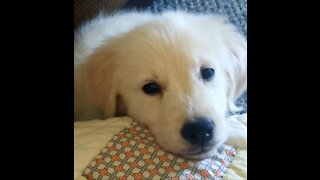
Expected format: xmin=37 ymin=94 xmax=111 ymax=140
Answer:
xmin=74 ymin=11 xmax=247 ymax=159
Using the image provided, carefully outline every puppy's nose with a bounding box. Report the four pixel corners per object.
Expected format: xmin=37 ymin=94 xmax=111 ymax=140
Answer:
xmin=181 ymin=117 xmax=215 ymax=146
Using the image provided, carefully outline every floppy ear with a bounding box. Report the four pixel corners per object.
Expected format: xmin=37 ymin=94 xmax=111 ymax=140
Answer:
xmin=80 ymin=47 xmax=119 ymax=119
xmin=222 ymin=24 xmax=247 ymax=112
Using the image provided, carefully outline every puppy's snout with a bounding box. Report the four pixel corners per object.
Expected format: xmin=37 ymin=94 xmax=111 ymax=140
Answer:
xmin=181 ymin=117 xmax=215 ymax=146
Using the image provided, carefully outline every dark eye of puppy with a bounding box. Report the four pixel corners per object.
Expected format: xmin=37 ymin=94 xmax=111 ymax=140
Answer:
xmin=201 ymin=68 xmax=215 ymax=81
xmin=142 ymin=82 xmax=161 ymax=95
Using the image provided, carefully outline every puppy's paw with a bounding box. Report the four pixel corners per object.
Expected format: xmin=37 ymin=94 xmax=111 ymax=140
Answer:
xmin=232 ymin=113 xmax=247 ymax=126
xmin=225 ymin=116 xmax=247 ymax=149
xmin=225 ymin=131 xmax=247 ymax=149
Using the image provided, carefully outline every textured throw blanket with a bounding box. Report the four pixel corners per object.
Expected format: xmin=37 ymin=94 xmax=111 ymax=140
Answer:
xmin=83 ymin=122 xmax=237 ymax=180
xmin=74 ymin=114 xmax=247 ymax=180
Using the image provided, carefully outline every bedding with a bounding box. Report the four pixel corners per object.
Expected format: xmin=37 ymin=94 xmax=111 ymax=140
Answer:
xmin=74 ymin=114 xmax=247 ymax=180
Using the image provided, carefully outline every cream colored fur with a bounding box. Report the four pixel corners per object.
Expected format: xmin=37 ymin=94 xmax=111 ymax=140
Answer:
xmin=74 ymin=11 xmax=247 ymax=159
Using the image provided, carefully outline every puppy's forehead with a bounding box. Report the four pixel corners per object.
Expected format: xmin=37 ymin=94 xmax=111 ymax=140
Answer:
xmin=118 ymin=23 xmax=192 ymax=74
xmin=116 ymin=20 xmax=221 ymax=87
xmin=135 ymin=21 xmax=222 ymax=66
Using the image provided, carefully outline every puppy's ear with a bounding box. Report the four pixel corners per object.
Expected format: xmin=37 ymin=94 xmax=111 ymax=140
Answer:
xmin=80 ymin=47 xmax=119 ymax=118
xmin=222 ymin=23 xmax=247 ymax=112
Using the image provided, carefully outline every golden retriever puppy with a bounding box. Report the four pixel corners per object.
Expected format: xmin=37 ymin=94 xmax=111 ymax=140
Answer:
xmin=74 ymin=11 xmax=247 ymax=159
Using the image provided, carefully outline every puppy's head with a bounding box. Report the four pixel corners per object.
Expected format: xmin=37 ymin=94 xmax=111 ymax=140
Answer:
xmin=82 ymin=12 xmax=246 ymax=159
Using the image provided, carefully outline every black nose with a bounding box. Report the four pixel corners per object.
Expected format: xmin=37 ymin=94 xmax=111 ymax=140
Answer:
xmin=181 ymin=117 xmax=215 ymax=146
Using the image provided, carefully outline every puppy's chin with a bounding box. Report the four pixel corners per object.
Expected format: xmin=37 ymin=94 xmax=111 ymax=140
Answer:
xmin=178 ymin=142 xmax=223 ymax=160
xmin=181 ymin=146 xmax=220 ymax=160
xmin=158 ymin=140 xmax=224 ymax=160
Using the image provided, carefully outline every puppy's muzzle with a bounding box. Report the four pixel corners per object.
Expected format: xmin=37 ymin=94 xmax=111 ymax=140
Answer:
xmin=181 ymin=117 xmax=215 ymax=146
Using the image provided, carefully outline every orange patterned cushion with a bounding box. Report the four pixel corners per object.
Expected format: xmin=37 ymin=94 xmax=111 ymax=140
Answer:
xmin=83 ymin=122 xmax=237 ymax=179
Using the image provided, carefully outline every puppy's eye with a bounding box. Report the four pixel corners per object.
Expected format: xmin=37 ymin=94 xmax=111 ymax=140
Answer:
xmin=142 ymin=82 xmax=161 ymax=95
xmin=201 ymin=68 xmax=215 ymax=81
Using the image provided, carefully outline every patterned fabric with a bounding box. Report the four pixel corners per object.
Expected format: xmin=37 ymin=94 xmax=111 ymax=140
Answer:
xmin=82 ymin=122 xmax=237 ymax=180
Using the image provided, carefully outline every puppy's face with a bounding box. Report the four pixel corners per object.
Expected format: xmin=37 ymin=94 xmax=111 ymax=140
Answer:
xmin=84 ymin=16 xmax=246 ymax=159
xmin=118 ymin=51 xmax=230 ymax=159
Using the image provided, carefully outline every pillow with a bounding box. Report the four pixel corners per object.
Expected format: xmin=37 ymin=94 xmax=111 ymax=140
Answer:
xmin=82 ymin=122 xmax=237 ymax=179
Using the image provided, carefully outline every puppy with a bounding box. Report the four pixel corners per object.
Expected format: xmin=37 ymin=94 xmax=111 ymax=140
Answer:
xmin=74 ymin=11 xmax=247 ymax=159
